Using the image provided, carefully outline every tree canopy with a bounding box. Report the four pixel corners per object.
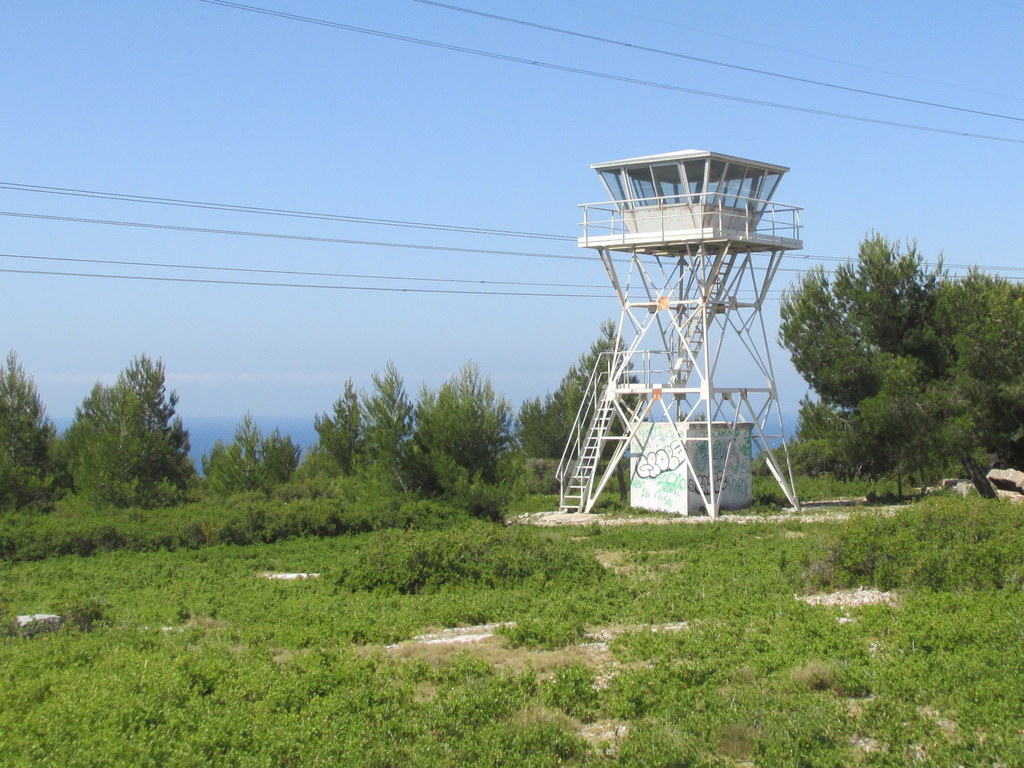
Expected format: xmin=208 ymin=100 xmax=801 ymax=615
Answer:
xmin=360 ymin=361 xmax=416 ymax=491
xmin=312 ymin=378 xmax=362 ymax=475
xmin=0 ymin=351 xmax=63 ymax=511
xmin=62 ymin=355 xmax=193 ymax=507
xmin=515 ymin=319 xmax=619 ymax=459
xmin=414 ymin=362 xmax=513 ymax=493
xmin=202 ymin=413 xmax=300 ymax=496
xmin=780 ymin=234 xmax=1024 ymax=495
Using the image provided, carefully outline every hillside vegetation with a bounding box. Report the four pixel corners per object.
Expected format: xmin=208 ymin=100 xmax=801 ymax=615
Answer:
xmin=3 ymin=495 xmax=1024 ymax=766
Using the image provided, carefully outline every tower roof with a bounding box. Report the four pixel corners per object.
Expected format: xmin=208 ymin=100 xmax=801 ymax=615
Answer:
xmin=592 ymin=150 xmax=789 ymax=174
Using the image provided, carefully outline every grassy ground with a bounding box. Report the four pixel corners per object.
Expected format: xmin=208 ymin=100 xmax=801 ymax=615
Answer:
xmin=2 ymin=494 xmax=1022 ymax=766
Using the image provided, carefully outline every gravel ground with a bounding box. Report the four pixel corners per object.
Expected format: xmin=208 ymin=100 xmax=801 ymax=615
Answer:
xmin=797 ymin=587 xmax=899 ymax=608
xmin=510 ymin=499 xmax=897 ymax=527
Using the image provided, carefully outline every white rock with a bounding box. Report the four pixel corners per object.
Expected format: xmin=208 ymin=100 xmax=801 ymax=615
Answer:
xmin=987 ymin=468 xmax=1024 ymax=494
xmin=260 ymin=572 xmax=320 ymax=580
xmin=14 ymin=614 xmax=64 ymax=635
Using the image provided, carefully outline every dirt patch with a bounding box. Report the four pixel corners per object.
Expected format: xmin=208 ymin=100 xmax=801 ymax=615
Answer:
xmin=375 ymin=633 xmax=610 ymax=672
xmin=850 ymin=735 xmax=882 ymax=756
xmin=797 ymin=587 xmax=899 ymax=608
xmin=920 ymin=705 xmax=959 ymax=739
xmin=271 ymin=647 xmax=298 ymax=666
xmin=396 ymin=623 xmax=511 ymax=646
xmin=587 ymin=622 xmax=689 ymax=642
xmin=593 ymin=549 xmax=631 ymax=571
xmin=577 ymin=720 xmax=629 ymax=756
xmin=372 ymin=621 xmax=689 ymax=675
xmin=512 ymin=499 xmax=894 ymax=527
xmin=182 ymin=615 xmax=227 ymax=631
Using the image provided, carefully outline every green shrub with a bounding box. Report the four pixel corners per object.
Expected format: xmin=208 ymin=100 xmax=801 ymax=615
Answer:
xmin=498 ymin=613 xmax=587 ymax=650
xmin=335 ymin=524 xmax=605 ymax=594
xmin=60 ymin=596 xmax=109 ymax=632
xmin=518 ymin=458 xmax=560 ymax=496
xmin=540 ymin=663 xmax=598 ymax=718
xmin=822 ymin=496 xmax=1024 ymax=591
xmin=0 ymin=481 xmax=471 ymax=562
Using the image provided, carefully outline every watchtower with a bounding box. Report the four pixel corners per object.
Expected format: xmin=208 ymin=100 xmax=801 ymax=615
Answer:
xmin=557 ymin=150 xmax=802 ymax=517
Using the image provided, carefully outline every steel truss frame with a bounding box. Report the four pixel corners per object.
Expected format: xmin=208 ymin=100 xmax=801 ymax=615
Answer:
xmin=557 ymin=240 xmax=800 ymax=517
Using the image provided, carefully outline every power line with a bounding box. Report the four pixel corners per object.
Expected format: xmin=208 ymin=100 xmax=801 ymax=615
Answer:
xmin=412 ymin=0 xmax=1024 ymax=124
xmin=987 ymin=0 xmax=1024 ymax=11
xmin=198 ymin=0 xmax=1024 ymax=145
xmin=787 ymin=251 xmax=1024 ymax=275
xmin=0 ymin=252 xmax=606 ymax=290
xmin=0 ymin=263 xmax=800 ymax=299
xmin=0 ymin=203 xmax=835 ymax=273
xmin=5 ymin=255 xmax=1017 ymax=300
xmin=564 ymin=0 xmax=1023 ymax=103
xmin=6 ymin=203 xmax=1020 ymax=279
xmin=0 ymin=210 xmax=590 ymax=261
xmin=0 ymin=263 xmax=607 ymax=298
xmin=0 ymin=182 xmax=574 ymax=242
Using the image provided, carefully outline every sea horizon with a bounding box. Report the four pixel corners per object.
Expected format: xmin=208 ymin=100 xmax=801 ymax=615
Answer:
xmin=53 ymin=415 xmax=320 ymax=473
xmin=50 ymin=412 xmax=800 ymax=475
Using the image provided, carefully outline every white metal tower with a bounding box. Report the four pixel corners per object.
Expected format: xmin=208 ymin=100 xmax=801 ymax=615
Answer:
xmin=557 ymin=150 xmax=802 ymax=517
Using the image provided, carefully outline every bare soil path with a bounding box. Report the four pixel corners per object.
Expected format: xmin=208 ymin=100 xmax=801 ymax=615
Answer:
xmin=511 ymin=499 xmax=902 ymax=527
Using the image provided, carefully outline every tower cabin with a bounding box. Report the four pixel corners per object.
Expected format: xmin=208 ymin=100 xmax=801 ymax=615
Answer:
xmin=579 ymin=150 xmax=801 ymax=254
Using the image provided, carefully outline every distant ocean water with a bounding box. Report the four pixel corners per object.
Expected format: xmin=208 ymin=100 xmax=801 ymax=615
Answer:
xmin=53 ymin=415 xmax=320 ymax=474
xmin=186 ymin=417 xmax=319 ymax=469
xmin=50 ymin=413 xmax=801 ymax=473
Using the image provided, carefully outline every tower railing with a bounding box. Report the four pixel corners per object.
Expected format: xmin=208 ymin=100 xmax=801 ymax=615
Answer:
xmin=556 ymin=352 xmax=613 ymax=509
xmin=578 ymin=193 xmax=801 ymax=247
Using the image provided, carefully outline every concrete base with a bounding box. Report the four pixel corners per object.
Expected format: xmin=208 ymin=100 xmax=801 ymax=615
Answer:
xmin=630 ymin=422 xmax=753 ymax=515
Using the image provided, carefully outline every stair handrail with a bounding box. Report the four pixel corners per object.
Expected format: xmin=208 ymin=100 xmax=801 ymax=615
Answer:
xmin=556 ymin=351 xmax=614 ymax=497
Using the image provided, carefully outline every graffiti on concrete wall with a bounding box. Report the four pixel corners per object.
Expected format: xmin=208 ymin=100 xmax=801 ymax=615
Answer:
xmin=630 ymin=423 xmax=753 ymax=515
xmin=634 ymin=437 xmax=685 ymax=479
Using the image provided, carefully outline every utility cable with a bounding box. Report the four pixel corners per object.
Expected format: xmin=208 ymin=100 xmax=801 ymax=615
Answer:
xmin=5 ymin=206 xmax=1017 ymax=278
xmin=987 ymin=0 xmax=1024 ymax=11
xmin=0 ymin=264 xmax=800 ymax=298
xmin=0 ymin=208 xmax=879 ymax=275
xmin=0 ymin=210 xmax=589 ymax=260
xmin=5 ymin=258 xmax=1015 ymax=299
xmin=412 ymin=0 xmax=1024 ymax=124
xmin=6 ymin=201 xmax=1017 ymax=278
xmin=786 ymin=251 xmax=1024 ymax=275
xmin=0 ymin=182 xmax=574 ymax=242
xmin=198 ymin=0 xmax=1024 ymax=145
xmin=563 ymin=0 xmax=1022 ymax=103
xmin=0 ymin=263 xmax=606 ymax=298
xmin=0 ymin=252 xmax=606 ymax=290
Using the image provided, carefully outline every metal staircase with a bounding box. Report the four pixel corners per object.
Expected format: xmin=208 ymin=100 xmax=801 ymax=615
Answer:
xmin=557 ymin=393 xmax=616 ymax=513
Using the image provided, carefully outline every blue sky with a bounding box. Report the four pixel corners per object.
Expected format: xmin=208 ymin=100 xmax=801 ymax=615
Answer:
xmin=4 ymin=0 xmax=1023 ymax=434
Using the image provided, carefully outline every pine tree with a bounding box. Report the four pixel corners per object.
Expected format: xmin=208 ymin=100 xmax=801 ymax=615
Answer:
xmin=62 ymin=355 xmax=193 ymax=507
xmin=361 ymin=361 xmax=415 ymax=490
xmin=313 ymin=378 xmax=362 ymax=474
xmin=0 ymin=351 xmax=63 ymax=510
xmin=202 ymin=413 xmax=300 ymax=495
xmin=780 ymin=234 xmax=1024 ymax=495
xmin=515 ymin=319 xmax=619 ymax=458
xmin=414 ymin=362 xmax=512 ymax=491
